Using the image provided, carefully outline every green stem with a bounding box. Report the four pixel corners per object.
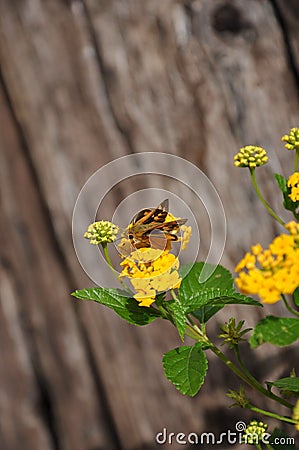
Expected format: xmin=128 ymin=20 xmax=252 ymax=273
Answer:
xmin=235 ymin=346 xmax=293 ymax=409
xmin=102 ymin=244 xmax=132 ymax=293
xmin=170 ymin=289 xmax=180 ymax=303
xmin=247 ymin=404 xmax=298 ymax=425
xmin=155 ymin=296 xmax=174 ymax=322
xmin=250 ymin=168 xmax=285 ymax=226
xmin=255 ymin=443 xmax=263 ymax=450
xmin=294 ymin=148 xmax=299 ymax=172
xmin=188 ymin=324 xmax=293 ymax=409
xmin=170 ymin=291 xmax=203 ymax=330
xmin=282 ymin=294 xmax=299 ymax=318
xmin=189 ymin=326 xmax=258 ymax=388
xmin=186 ymin=324 xmax=202 ymax=340
xmin=204 ymin=336 xmax=293 ymax=409
xmin=186 ymin=314 xmax=196 ymax=327
xmin=207 ymin=342 xmax=263 ymax=393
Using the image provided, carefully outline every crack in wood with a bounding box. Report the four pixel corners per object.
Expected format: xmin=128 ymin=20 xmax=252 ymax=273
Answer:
xmin=80 ymin=0 xmax=136 ymax=155
xmin=0 ymin=62 xmax=122 ymax=450
xmin=270 ymin=0 xmax=299 ymax=94
xmin=0 ymin=66 xmax=64 ymax=450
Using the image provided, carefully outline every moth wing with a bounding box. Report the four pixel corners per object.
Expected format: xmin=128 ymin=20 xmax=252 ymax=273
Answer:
xmin=170 ymin=218 xmax=187 ymax=227
xmin=143 ymin=218 xmax=187 ymax=233
xmin=116 ymin=236 xmax=137 ymax=257
xmin=131 ymin=199 xmax=169 ymax=226
xmin=147 ymin=229 xmax=168 ymax=250
xmin=131 ymin=208 xmax=154 ymax=226
xmin=158 ymin=199 xmax=169 ymax=211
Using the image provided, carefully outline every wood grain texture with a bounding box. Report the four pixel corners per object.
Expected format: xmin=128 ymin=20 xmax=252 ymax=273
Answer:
xmin=0 ymin=1 xmax=299 ymax=449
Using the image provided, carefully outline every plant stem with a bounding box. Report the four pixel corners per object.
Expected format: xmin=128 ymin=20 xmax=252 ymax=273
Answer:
xmin=235 ymin=346 xmax=293 ymax=409
xmin=186 ymin=324 xmax=202 ymax=340
xmin=247 ymin=404 xmax=298 ymax=425
xmin=294 ymin=149 xmax=299 ymax=172
xmin=156 ymin=296 xmax=174 ymax=322
xmin=171 ymin=305 xmax=294 ymax=411
xmin=255 ymin=443 xmax=263 ymax=450
xmin=102 ymin=244 xmax=132 ymax=293
xmin=189 ymin=326 xmax=293 ymax=410
xmin=209 ymin=343 xmax=253 ymax=386
xmin=281 ymin=294 xmax=299 ymax=318
xmin=250 ymin=168 xmax=285 ymax=226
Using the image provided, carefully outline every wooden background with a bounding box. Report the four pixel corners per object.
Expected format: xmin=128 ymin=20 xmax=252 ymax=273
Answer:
xmin=1 ymin=1 xmax=299 ymax=449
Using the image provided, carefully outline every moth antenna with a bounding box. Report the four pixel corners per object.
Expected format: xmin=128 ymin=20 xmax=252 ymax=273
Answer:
xmin=160 ymin=199 xmax=169 ymax=211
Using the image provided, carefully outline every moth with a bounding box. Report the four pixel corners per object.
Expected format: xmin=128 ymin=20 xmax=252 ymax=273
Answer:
xmin=121 ymin=199 xmax=187 ymax=251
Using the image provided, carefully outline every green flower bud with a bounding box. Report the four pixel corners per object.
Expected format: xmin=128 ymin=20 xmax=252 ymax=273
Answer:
xmin=227 ymin=386 xmax=250 ymax=408
xmin=218 ymin=318 xmax=251 ymax=349
xmin=84 ymin=221 xmax=119 ymax=245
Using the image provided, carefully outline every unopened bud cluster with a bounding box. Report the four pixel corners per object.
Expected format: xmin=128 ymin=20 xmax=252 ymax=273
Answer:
xmin=242 ymin=420 xmax=268 ymax=445
xmin=234 ymin=146 xmax=268 ymax=168
xmin=219 ymin=318 xmax=251 ymax=349
xmin=282 ymin=127 xmax=299 ymax=151
xmin=84 ymin=221 xmax=119 ymax=245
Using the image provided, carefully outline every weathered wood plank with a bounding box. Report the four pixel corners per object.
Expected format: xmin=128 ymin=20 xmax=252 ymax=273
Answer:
xmin=0 ymin=270 xmax=54 ymax=450
xmin=273 ymin=0 xmax=299 ymax=83
xmin=0 ymin=86 xmax=117 ymax=450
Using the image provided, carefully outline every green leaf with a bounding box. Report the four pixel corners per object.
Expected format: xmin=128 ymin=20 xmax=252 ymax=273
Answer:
xmin=179 ymin=262 xmax=232 ymax=310
xmin=250 ymin=316 xmax=299 ymax=348
xmin=162 ymin=343 xmax=208 ymax=396
xmin=268 ymin=377 xmax=299 ymax=393
xmin=180 ymin=263 xmax=234 ymax=303
xmin=179 ymin=263 xmax=260 ymax=318
xmin=274 ymin=173 xmax=288 ymax=194
xmin=185 ymin=288 xmax=261 ymax=313
xmin=293 ymin=287 xmax=299 ymax=307
xmin=192 ymin=305 xmax=223 ymax=323
xmin=283 ymin=192 xmax=299 ymax=212
xmin=72 ymin=288 xmax=160 ymax=326
xmin=167 ymin=300 xmax=186 ymax=341
xmin=270 ymin=428 xmax=297 ymax=450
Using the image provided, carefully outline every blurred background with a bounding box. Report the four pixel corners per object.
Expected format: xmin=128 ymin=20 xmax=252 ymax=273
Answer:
xmin=1 ymin=1 xmax=299 ymax=449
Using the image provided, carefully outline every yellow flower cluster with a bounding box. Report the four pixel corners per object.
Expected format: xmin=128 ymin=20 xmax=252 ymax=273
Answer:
xmin=286 ymin=220 xmax=299 ymax=235
xmin=120 ymin=248 xmax=181 ymax=307
xmin=282 ymin=127 xmax=299 ymax=151
xmin=234 ymin=146 xmax=268 ymax=168
xmin=287 ymin=172 xmax=299 ymax=202
xmin=235 ymin=222 xmax=299 ymax=303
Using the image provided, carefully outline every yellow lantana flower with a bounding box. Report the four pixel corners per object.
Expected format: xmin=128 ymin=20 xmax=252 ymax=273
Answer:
xmin=120 ymin=248 xmax=181 ymax=307
xmin=235 ymin=222 xmax=299 ymax=304
xmin=287 ymin=172 xmax=299 ymax=202
xmin=286 ymin=221 xmax=299 ymax=235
